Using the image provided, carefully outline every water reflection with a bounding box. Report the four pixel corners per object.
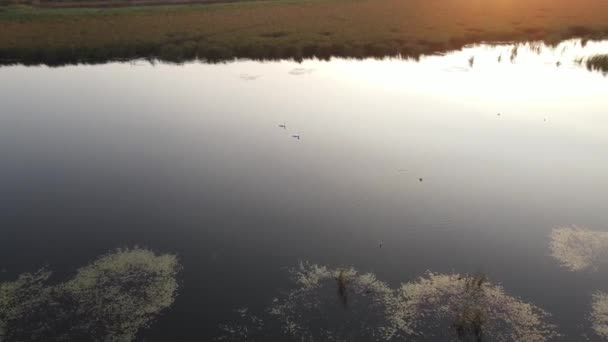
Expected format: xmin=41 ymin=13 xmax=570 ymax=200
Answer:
xmin=218 ymin=263 xmax=557 ymax=341
xmin=584 ymin=55 xmax=608 ymax=74
xmin=427 ymin=39 xmax=608 ymax=76
xmin=1 ymin=38 xmax=607 ymax=340
xmin=0 ymin=248 xmax=180 ymax=341
xmin=549 ymin=226 xmax=608 ymax=271
xmin=2 ymin=38 xmax=607 ymax=79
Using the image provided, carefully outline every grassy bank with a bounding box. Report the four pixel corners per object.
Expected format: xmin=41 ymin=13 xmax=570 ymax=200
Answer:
xmin=1 ymin=0 xmax=608 ymax=65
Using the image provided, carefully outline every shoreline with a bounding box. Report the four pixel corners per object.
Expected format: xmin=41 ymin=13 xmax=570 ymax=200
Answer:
xmin=0 ymin=0 xmax=253 ymax=9
xmin=1 ymin=0 xmax=607 ymax=66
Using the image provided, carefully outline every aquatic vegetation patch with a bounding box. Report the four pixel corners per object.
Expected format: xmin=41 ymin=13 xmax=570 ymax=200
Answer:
xmin=0 ymin=270 xmax=55 ymax=341
xmin=591 ymin=291 xmax=608 ymax=339
xmin=549 ymin=226 xmax=608 ymax=271
xmin=217 ymin=263 xmax=558 ymax=341
xmin=0 ymin=247 xmax=180 ymax=341
xmin=269 ymin=262 xmax=395 ymax=341
xmin=216 ymin=307 xmax=267 ymax=341
xmin=390 ymin=272 xmax=558 ymax=342
xmin=550 ymin=227 xmax=608 ymax=339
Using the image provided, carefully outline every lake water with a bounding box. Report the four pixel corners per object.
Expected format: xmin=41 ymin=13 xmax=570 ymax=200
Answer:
xmin=1 ymin=39 xmax=608 ymax=341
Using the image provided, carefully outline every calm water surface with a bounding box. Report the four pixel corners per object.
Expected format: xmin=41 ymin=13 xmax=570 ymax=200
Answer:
xmin=1 ymin=39 xmax=608 ymax=341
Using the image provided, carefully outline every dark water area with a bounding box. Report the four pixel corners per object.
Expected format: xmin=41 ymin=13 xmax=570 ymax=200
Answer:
xmin=1 ymin=40 xmax=608 ymax=341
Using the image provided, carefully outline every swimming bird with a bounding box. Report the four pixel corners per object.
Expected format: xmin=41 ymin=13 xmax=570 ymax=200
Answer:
xmin=292 ymin=134 xmax=300 ymax=140
xmin=378 ymin=241 xmax=383 ymax=248
xmin=278 ymin=122 xmax=287 ymax=129
xmin=419 ymin=178 xmax=423 ymax=182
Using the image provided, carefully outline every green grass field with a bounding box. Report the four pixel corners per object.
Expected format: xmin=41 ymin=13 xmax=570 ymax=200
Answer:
xmin=1 ymin=0 xmax=608 ymax=65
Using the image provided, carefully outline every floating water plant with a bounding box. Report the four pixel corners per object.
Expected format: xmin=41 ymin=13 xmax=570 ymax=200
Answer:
xmin=549 ymin=226 xmax=608 ymax=339
xmin=268 ymin=262 xmax=394 ymax=341
xmin=591 ymin=291 xmax=608 ymax=339
xmin=549 ymin=226 xmax=608 ymax=271
xmin=0 ymin=247 xmax=180 ymax=341
xmin=217 ymin=263 xmax=558 ymax=342
xmin=390 ymin=272 xmax=557 ymax=342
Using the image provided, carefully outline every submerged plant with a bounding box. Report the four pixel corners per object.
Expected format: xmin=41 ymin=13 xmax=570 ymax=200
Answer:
xmin=390 ymin=272 xmax=557 ymax=342
xmin=453 ymin=274 xmax=488 ymax=342
xmin=550 ymin=226 xmax=608 ymax=339
xmin=0 ymin=269 xmax=56 ymax=341
xmin=216 ymin=307 xmax=267 ymax=341
xmin=591 ymin=291 xmax=608 ymax=339
xmin=268 ymin=262 xmax=394 ymax=341
xmin=549 ymin=226 xmax=608 ymax=339
xmin=549 ymin=226 xmax=608 ymax=271
xmin=217 ymin=263 xmax=557 ymax=342
xmin=0 ymin=247 xmax=180 ymax=341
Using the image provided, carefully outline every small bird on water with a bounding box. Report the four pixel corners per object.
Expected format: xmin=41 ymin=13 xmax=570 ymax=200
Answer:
xmin=278 ymin=122 xmax=287 ymax=129
xmin=378 ymin=241 xmax=383 ymax=248
xmin=292 ymin=134 xmax=300 ymax=140
xmin=419 ymin=178 xmax=423 ymax=182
